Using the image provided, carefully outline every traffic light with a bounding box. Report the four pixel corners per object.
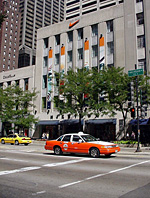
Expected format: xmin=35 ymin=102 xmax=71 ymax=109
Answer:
xmin=127 ymin=82 xmax=134 ymax=107
xmin=141 ymin=90 xmax=147 ymax=105
xmin=131 ymin=107 xmax=136 ymax=118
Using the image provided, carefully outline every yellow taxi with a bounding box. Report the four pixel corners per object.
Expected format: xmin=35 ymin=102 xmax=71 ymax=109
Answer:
xmin=45 ymin=132 xmax=120 ymax=157
xmin=0 ymin=133 xmax=32 ymax=146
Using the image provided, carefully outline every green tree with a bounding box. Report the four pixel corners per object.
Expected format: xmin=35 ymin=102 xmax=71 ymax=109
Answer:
xmin=100 ymin=67 xmax=131 ymax=138
xmin=54 ymin=69 xmax=93 ymax=131
xmin=54 ymin=68 xmax=110 ymax=131
xmin=0 ymin=85 xmax=38 ymax=133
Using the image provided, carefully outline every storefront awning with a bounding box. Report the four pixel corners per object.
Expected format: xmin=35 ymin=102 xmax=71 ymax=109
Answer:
xmin=37 ymin=120 xmax=59 ymax=126
xmin=85 ymin=119 xmax=116 ymax=125
xmin=129 ymin=119 xmax=150 ymax=125
xmin=60 ymin=119 xmax=83 ymax=125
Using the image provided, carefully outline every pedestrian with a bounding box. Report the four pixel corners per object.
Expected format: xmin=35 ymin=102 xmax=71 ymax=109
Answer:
xmin=131 ymin=131 xmax=135 ymax=140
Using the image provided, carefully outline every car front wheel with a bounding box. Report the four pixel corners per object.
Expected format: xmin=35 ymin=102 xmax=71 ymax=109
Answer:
xmin=90 ymin=147 xmax=100 ymax=158
xmin=54 ymin=146 xmax=62 ymax=155
xmin=15 ymin=140 xmax=19 ymax=145
xmin=1 ymin=139 xmax=5 ymax=144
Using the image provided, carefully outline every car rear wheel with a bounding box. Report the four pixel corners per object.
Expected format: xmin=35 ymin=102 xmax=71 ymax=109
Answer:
xmin=90 ymin=147 xmax=100 ymax=158
xmin=54 ymin=146 xmax=62 ymax=155
xmin=24 ymin=143 xmax=29 ymax=146
xmin=1 ymin=139 xmax=5 ymax=144
xmin=15 ymin=140 xmax=19 ymax=145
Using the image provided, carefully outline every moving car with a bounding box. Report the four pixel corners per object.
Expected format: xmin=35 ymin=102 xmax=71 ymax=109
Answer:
xmin=45 ymin=132 xmax=120 ymax=157
xmin=0 ymin=133 xmax=32 ymax=146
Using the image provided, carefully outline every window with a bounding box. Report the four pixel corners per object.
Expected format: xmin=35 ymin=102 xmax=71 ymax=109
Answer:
xmin=57 ymin=135 xmax=64 ymax=141
xmin=15 ymin=80 xmax=19 ymax=86
xmin=62 ymin=135 xmax=71 ymax=142
xmin=67 ymin=51 xmax=72 ymax=62
xmin=138 ymin=59 xmax=146 ymax=70
xmin=24 ymin=78 xmax=29 ymax=90
xmin=55 ymin=54 xmax=60 ymax=65
xmin=43 ymin=75 xmax=47 ymax=89
xmin=7 ymin=81 xmax=11 ymax=86
xmin=107 ymin=20 xmax=113 ymax=33
xmin=78 ymin=48 xmax=83 ymax=60
xmin=137 ymin=13 xmax=144 ymax=25
xmin=137 ymin=35 xmax=145 ymax=48
xmin=42 ymin=97 xmax=46 ymax=109
xmin=43 ymin=56 xmax=48 ymax=67
xmin=44 ymin=38 xmax=48 ymax=48
xmin=55 ymin=35 xmax=60 ymax=45
xmin=136 ymin=0 xmax=143 ymax=2
xmin=68 ymin=31 xmax=73 ymax=42
xmin=72 ymin=135 xmax=82 ymax=142
xmin=92 ymin=45 xmax=98 ymax=57
xmin=0 ymin=83 xmax=3 ymax=88
xmin=78 ymin=28 xmax=83 ymax=40
xmin=107 ymin=42 xmax=114 ymax=54
xmin=92 ymin=24 xmax=98 ymax=37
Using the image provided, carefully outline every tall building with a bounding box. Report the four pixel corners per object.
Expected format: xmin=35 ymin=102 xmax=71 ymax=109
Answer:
xmin=18 ymin=0 xmax=64 ymax=68
xmin=65 ymin=0 xmax=124 ymax=20
xmin=33 ymin=0 xmax=150 ymax=138
xmin=0 ymin=0 xmax=21 ymax=72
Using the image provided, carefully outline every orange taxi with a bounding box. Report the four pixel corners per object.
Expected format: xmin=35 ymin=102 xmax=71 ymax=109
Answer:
xmin=45 ymin=132 xmax=120 ymax=157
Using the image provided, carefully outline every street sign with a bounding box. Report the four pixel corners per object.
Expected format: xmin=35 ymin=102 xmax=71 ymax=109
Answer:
xmin=128 ymin=69 xmax=144 ymax=77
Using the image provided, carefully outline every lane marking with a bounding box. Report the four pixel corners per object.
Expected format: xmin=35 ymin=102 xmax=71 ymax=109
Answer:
xmin=32 ymin=191 xmax=46 ymax=196
xmin=0 ymin=166 xmax=41 ymax=176
xmin=43 ymin=158 xmax=92 ymax=167
xmin=0 ymin=157 xmax=28 ymax=163
xmin=59 ymin=160 xmax=150 ymax=189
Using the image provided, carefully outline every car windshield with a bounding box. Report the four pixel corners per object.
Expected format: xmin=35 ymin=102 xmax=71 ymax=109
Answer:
xmin=81 ymin=135 xmax=97 ymax=142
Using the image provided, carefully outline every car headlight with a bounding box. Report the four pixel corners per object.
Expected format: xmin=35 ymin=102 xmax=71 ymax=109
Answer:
xmin=101 ymin=146 xmax=113 ymax=148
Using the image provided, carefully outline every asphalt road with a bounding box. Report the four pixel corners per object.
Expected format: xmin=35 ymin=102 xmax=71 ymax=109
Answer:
xmin=0 ymin=141 xmax=150 ymax=198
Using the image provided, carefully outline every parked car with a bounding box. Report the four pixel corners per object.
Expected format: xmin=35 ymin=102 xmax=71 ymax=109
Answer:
xmin=45 ymin=132 xmax=120 ymax=157
xmin=0 ymin=133 xmax=32 ymax=146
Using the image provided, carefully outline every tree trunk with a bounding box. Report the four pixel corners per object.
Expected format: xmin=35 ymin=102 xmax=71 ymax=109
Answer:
xmin=79 ymin=114 xmax=83 ymax=131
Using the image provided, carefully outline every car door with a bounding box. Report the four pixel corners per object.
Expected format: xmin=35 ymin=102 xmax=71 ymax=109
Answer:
xmin=6 ymin=134 xmax=13 ymax=143
xmin=71 ymin=135 xmax=88 ymax=154
xmin=60 ymin=135 xmax=72 ymax=153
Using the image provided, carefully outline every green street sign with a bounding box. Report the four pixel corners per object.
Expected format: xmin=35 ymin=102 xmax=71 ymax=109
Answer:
xmin=128 ymin=69 xmax=144 ymax=77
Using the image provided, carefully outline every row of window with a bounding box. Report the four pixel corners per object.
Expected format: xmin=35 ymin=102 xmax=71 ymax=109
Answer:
xmin=136 ymin=0 xmax=145 ymax=70
xmin=44 ymin=21 xmax=113 ymax=48
xmin=0 ymin=79 xmax=29 ymax=91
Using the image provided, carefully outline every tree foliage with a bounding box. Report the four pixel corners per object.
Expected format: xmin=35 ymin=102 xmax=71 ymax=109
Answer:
xmin=54 ymin=69 xmax=93 ymax=130
xmin=0 ymin=85 xmax=38 ymax=131
xmin=54 ymin=67 xmax=150 ymax=137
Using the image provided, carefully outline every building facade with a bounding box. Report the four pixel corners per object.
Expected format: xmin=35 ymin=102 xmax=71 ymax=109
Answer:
xmin=34 ymin=0 xmax=150 ymax=139
xmin=18 ymin=0 xmax=65 ymax=68
xmin=0 ymin=0 xmax=21 ymax=72
xmin=65 ymin=0 xmax=124 ymax=20
xmin=0 ymin=65 xmax=35 ymax=137
xmin=0 ymin=0 xmax=150 ymax=140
